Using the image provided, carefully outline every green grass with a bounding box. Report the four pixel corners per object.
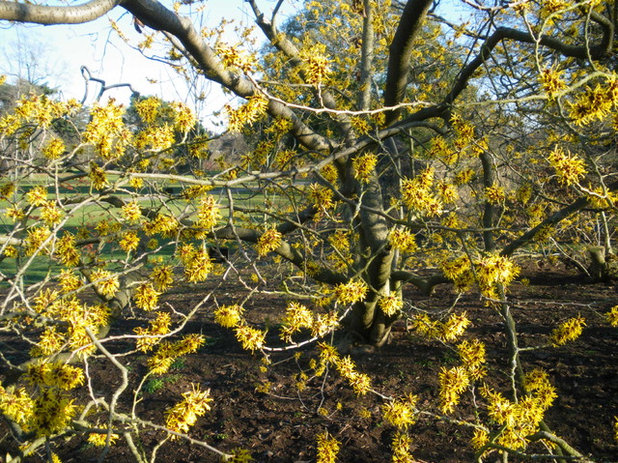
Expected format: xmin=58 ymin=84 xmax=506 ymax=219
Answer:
xmin=0 ymin=174 xmax=288 ymax=287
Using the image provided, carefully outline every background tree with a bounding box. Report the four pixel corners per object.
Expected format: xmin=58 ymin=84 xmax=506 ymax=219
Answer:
xmin=0 ymin=0 xmax=616 ymax=462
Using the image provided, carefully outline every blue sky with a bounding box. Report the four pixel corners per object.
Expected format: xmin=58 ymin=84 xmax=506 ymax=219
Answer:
xmin=0 ymin=0 xmax=468 ymax=130
xmin=0 ymin=0 xmax=281 ymax=129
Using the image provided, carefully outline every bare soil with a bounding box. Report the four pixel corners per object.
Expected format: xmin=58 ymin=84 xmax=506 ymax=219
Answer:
xmin=1 ymin=260 xmax=617 ymax=463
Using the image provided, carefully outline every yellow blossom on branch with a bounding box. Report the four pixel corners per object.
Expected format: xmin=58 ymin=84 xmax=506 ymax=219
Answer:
xmin=133 ymin=282 xmax=160 ymax=311
xmin=316 ymin=431 xmax=340 ymax=463
xmin=438 ymin=366 xmax=470 ymax=414
xmin=383 ymin=394 xmax=418 ymax=429
xmin=87 ymin=426 xmax=119 ymax=447
xmin=550 ymin=315 xmax=586 ymax=346
xmin=352 ymin=153 xmax=378 ymax=183
xmin=226 ymin=94 xmax=268 ymax=132
xmin=214 ymin=304 xmax=245 ymax=328
xmin=548 ymin=145 xmax=586 ymax=186
xmin=165 ymin=384 xmax=212 ymax=437
xmin=333 ymin=279 xmax=368 ymax=305
xmin=234 ymin=324 xmax=266 ymax=352
xmin=90 ymin=269 xmax=119 ymax=299
xmin=256 ymin=227 xmax=282 ymax=257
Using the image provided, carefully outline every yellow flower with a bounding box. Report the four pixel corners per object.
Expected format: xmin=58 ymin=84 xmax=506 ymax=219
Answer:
xmin=214 ymin=304 xmax=245 ymax=328
xmin=119 ymin=231 xmax=140 ymax=252
xmin=121 ymin=201 xmax=142 ymax=222
xmin=25 ymin=226 xmax=52 ymax=256
xmin=471 ymin=428 xmax=489 ymax=450
xmin=83 ymin=99 xmax=128 ymax=159
xmin=352 ymin=153 xmax=378 ymax=183
xmin=87 ymin=426 xmax=119 ymax=447
xmin=170 ymin=101 xmax=196 ymax=133
xmin=540 ymin=67 xmax=566 ymax=97
xmin=391 ymin=431 xmax=414 ymax=463
xmin=379 ymin=293 xmax=403 ymax=317
xmin=485 ymin=184 xmax=505 ymax=205
xmin=184 ymin=248 xmax=213 ymax=282
xmin=42 ymin=137 xmax=65 ymax=160
xmin=135 ymin=312 xmax=172 ymax=352
xmin=548 ymin=145 xmax=586 ymax=186
xmin=226 ymin=94 xmax=268 ymax=132
xmin=606 ymin=305 xmax=618 ymax=327
xmin=333 ymin=279 xmax=368 ymax=305
xmin=438 ymin=366 xmax=470 ymax=414
xmin=151 ymin=265 xmax=174 ymax=291
xmin=89 ymin=162 xmax=108 ymax=189
xmin=401 ymin=169 xmax=441 ymax=216
xmin=90 ymin=269 xmax=119 ymax=299
xmin=234 ymin=325 xmax=266 ymax=351
xmin=135 ymin=97 xmax=161 ymax=124
xmin=196 ymin=194 xmax=221 ymax=230
xmin=383 ymin=394 xmax=418 ymax=429
xmin=3 ymin=245 xmax=18 ymax=258
xmin=316 ymin=431 xmax=340 ymax=463
xmin=165 ymin=384 xmax=212 ymax=436
xmin=134 ymin=282 xmax=160 ymax=311
xmin=26 ymin=186 xmax=47 ymax=206
xmin=550 ymin=315 xmax=586 ymax=346
xmin=256 ymin=227 xmax=282 ymax=257
xmin=280 ymin=302 xmax=314 ymax=342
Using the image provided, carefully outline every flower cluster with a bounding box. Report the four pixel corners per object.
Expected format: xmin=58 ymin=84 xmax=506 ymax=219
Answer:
xmin=196 ymin=194 xmax=221 ymax=230
xmin=412 ymin=312 xmax=471 ymax=343
xmin=569 ymin=77 xmax=618 ymax=126
xmin=352 ymin=153 xmax=378 ymax=183
xmin=133 ymin=282 xmax=161 ymax=311
xmin=234 ymin=324 xmax=266 ymax=352
xmin=548 ymin=145 xmax=586 ymax=186
xmin=279 ymin=302 xmax=314 ymax=342
xmin=484 ymin=184 xmax=505 ymax=205
xmin=400 ymin=168 xmax=441 ymax=216
xmin=383 ymin=393 xmax=418 ymax=429
xmin=333 ymin=279 xmax=368 ymax=305
xmin=457 ymin=339 xmax=487 ymax=380
xmin=119 ymin=231 xmax=140 ymax=252
xmin=300 ymin=45 xmax=331 ymax=85
xmin=256 ymin=227 xmax=282 ymax=257
xmin=482 ymin=370 xmax=556 ymax=450
xmin=83 ymin=99 xmax=129 ymax=159
xmin=87 ymin=425 xmax=119 ymax=447
xmin=550 ymin=315 xmax=586 ymax=346
xmin=135 ymin=312 xmax=172 ymax=352
xmin=438 ymin=366 xmax=470 ymax=414
xmin=165 ymin=384 xmax=212 ymax=436
xmin=606 ymin=305 xmax=618 ymax=327
xmin=308 ymin=184 xmax=335 ymax=211
xmin=26 ymin=363 xmax=85 ymax=391
xmin=316 ymin=431 xmax=340 ymax=463
xmin=55 ymin=232 xmax=80 ymax=267
xmin=90 ymin=269 xmax=120 ymax=299
xmin=391 ymin=431 xmax=414 ymax=463
xmin=317 ymin=343 xmax=371 ymax=395
xmin=540 ymin=67 xmax=566 ymax=97
xmin=379 ymin=293 xmax=403 ymax=317
xmin=226 ymin=94 xmax=268 ymax=132
xmin=148 ymin=334 xmax=205 ymax=375
xmin=388 ymin=228 xmax=417 ymax=253
xmin=475 ymin=254 xmax=520 ymax=299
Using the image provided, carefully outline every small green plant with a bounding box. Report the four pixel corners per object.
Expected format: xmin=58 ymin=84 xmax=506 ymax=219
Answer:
xmin=143 ymin=378 xmax=165 ymax=394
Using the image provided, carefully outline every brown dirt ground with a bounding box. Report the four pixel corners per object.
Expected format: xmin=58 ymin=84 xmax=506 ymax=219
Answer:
xmin=1 ymin=260 xmax=617 ymax=463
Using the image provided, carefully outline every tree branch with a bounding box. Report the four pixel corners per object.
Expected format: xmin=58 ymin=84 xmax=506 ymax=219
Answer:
xmin=384 ymin=0 xmax=433 ymax=125
xmin=0 ymin=0 xmax=121 ymax=24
